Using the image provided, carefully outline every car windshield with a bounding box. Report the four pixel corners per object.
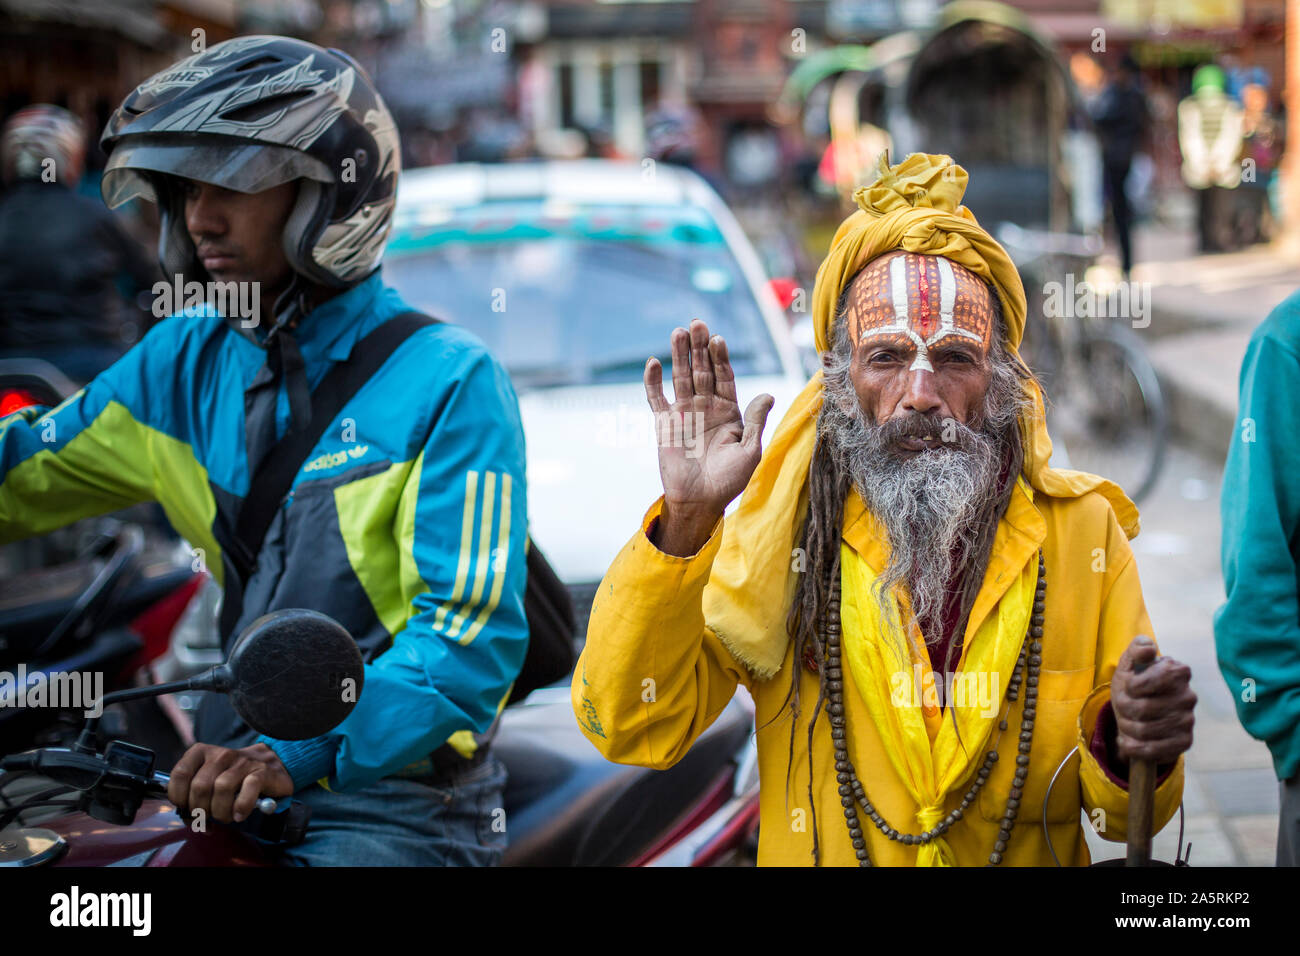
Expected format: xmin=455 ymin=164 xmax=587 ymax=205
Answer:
xmin=382 ymin=200 xmax=783 ymax=390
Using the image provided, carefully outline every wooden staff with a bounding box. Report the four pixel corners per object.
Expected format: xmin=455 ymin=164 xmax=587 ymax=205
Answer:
xmin=1126 ymin=656 xmax=1155 ymax=866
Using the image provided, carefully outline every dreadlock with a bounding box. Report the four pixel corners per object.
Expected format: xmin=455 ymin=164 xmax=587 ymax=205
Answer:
xmin=776 ymin=278 xmax=1039 ymax=864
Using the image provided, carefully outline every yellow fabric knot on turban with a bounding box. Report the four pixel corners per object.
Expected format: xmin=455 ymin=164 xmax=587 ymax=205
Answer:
xmin=700 ymin=151 xmax=1140 ymax=684
xmin=854 ymin=149 xmax=967 ymax=217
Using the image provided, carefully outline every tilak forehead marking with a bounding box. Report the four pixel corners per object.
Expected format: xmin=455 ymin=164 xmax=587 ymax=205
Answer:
xmin=845 ymin=251 xmax=994 ymax=372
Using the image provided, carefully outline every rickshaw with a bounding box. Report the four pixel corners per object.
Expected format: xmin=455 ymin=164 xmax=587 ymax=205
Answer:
xmin=778 ymin=0 xmax=1167 ymax=503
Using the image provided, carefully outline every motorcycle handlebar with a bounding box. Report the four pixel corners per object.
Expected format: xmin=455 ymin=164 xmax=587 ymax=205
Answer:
xmin=145 ymin=770 xmax=281 ymax=816
xmin=1 ymin=749 xmax=283 ymax=819
xmin=4 ymin=742 xmax=309 ymax=851
xmin=147 ymin=770 xmax=284 ymax=816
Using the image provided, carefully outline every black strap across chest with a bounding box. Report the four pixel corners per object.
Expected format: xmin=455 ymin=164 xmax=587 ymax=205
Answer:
xmin=225 ymin=311 xmax=440 ymax=586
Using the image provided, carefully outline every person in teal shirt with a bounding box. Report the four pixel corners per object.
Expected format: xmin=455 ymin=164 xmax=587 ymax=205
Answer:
xmin=1216 ymin=289 xmax=1300 ymax=865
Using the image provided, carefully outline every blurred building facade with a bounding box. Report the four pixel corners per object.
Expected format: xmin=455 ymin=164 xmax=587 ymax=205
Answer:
xmin=1 ymin=0 xmax=242 ymax=177
xmin=0 ymin=0 xmax=1292 ymax=214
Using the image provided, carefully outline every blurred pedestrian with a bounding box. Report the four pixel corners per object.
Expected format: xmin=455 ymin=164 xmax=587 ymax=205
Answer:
xmin=645 ymin=103 xmax=726 ymax=195
xmin=0 ymin=105 xmax=157 ymax=383
xmin=1177 ymin=65 xmax=1245 ymax=253
xmin=1237 ymin=81 xmax=1283 ymax=245
xmin=575 ymin=122 xmax=623 ymax=160
xmin=1090 ymin=53 xmax=1150 ymax=278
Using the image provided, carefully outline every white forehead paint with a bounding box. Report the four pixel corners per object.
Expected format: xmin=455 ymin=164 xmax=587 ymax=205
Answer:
xmin=890 ymin=253 xmax=910 ymax=328
xmin=937 ymin=257 xmax=956 ymax=326
xmin=859 ymin=254 xmax=986 ymax=373
xmin=909 ymin=345 xmax=935 ymax=373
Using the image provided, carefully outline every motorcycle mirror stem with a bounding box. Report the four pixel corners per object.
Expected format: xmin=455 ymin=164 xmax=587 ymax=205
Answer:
xmin=71 ymin=665 xmax=234 ymax=754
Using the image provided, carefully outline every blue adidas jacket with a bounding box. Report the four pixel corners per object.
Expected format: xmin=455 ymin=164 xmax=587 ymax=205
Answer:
xmin=0 ymin=271 xmax=530 ymax=793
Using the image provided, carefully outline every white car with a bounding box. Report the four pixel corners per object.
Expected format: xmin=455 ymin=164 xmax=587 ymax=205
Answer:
xmin=384 ymin=159 xmax=808 ymax=633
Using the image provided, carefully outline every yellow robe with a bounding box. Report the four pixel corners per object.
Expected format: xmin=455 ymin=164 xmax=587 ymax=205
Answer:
xmin=571 ymin=482 xmax=1183 ymax=866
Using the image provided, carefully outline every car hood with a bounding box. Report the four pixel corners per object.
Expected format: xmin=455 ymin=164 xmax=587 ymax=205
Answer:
xmin=519 ymin=375 xmax=804 ymax=583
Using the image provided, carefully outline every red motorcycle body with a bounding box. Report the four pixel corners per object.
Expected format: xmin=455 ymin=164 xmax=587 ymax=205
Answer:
xmin=41 ymin=799 xmax=269 ymax=867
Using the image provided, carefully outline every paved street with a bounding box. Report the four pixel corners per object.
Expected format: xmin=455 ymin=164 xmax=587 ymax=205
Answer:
xmin=1077 ymin=440 xmax=1279 ymax=866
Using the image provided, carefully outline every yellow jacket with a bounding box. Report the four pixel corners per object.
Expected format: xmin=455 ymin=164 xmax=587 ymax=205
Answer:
xmin=572 ymin=480 xmax=1183 ymax=866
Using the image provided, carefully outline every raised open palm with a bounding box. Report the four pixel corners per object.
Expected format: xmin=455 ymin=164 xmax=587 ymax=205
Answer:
xmin=643 ymin=319 xmax=774 ymax=518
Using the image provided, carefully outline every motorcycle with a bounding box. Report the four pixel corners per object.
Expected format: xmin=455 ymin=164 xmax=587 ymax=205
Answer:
xmin=496 ymin=685 xmax=758 ymax=866
xmin=2 ymin=362 xmax=760 ymax=866
xmin=0 ymin=609 xmax=760 ymax=867
xmin=0 ymin=520 xmax=212 ymax=758
xmin=0 ymin=608 xmax=361 ymax=866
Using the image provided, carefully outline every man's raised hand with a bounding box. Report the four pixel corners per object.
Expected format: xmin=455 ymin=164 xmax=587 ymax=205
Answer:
xmin=643 ymin=319 xmax=774 ymax=556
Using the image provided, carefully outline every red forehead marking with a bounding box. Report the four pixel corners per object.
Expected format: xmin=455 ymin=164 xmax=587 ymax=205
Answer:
xmin=916 ymin=257 xmax=936 ymax=338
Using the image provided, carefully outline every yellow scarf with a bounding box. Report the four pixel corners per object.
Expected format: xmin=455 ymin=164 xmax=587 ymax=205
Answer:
xmin=701 ymin=152 xmax=1139 ymax=681
xmin=838 ymin=480 xmax=1040 ymax=866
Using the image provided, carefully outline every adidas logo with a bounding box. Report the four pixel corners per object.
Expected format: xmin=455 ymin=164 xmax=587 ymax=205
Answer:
xmin=303 ymin=444 xmax=370 ymax=473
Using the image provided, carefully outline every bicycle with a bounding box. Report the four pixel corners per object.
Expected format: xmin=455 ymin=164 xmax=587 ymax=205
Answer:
xmin=997 ymin=222 xmax=1168 ymax=505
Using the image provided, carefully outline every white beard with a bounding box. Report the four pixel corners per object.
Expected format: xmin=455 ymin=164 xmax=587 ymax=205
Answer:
xmin=820 ymin=393 xmax=1007 ymax=646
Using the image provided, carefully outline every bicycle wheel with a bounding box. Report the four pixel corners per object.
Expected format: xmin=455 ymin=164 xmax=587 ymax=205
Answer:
xmin=1046 ymin=324 xmax=1168 ymax=504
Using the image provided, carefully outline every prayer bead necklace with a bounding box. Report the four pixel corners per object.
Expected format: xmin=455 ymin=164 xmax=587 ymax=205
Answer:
xmin=823 ymin=550 xmax=1045 ymax=866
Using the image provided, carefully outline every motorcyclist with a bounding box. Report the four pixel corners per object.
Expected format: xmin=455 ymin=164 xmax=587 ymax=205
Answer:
xmin=0 ymin=104 xmax=158 ymax=383
xmin=0 ymin=36 xmax=530 ymax=866
xmin=644 ymin=103 xmax=727 ymax=196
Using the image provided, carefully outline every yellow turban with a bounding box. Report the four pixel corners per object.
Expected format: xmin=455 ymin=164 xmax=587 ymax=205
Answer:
xmin=701 ymin=151 xmax=1139 ymax=680
xmin=811 ymin=152 xmax=1027 ymax=353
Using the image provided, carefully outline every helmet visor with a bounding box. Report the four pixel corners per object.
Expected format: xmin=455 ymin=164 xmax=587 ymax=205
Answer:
xmin=101 ymin=139 xmax=333 ymax=209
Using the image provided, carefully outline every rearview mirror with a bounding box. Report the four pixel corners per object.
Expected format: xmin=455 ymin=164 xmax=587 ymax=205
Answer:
xmin=73 ymin=608 xmax=365 ymax=754
xmin=214 ymin=608 xmax=364 ymax=740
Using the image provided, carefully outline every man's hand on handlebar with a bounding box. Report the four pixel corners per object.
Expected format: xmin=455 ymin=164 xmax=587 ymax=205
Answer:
xmin=167 ymin=742 xmax=294 ymax=825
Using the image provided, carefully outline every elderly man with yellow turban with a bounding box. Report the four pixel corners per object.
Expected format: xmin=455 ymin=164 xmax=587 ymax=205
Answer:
xmin=572 ymin=153 xmax=1195 ymax=866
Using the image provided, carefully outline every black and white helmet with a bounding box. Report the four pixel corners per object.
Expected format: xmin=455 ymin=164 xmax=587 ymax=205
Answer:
xmin=100 ymin=35 xmax=400 ymax=289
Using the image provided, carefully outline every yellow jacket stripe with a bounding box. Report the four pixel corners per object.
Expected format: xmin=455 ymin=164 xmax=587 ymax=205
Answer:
xmin=434 ymin=469 xmax=482 ymax=632
xmin=461 ymin=473 xmax=512 ymax=646
xmin=435 ymin=469 xmax=511 ymax=642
